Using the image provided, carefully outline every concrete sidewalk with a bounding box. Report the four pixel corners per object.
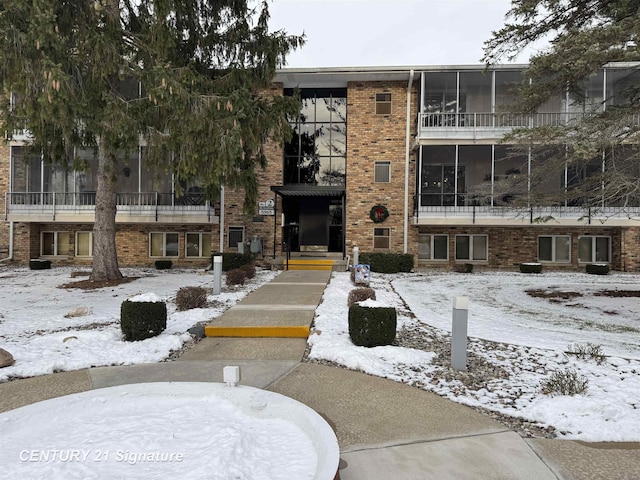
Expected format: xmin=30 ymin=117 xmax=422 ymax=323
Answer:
xmin=1 ymin=269 xmax=639 ymax=479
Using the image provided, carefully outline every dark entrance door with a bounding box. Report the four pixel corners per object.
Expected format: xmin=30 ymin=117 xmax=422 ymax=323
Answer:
xmin=299 ymin=197 xmax=329 ymax=252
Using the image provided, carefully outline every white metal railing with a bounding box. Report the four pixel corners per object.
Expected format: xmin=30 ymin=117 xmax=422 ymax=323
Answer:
xmin=5 ymin=191 xmax=216 ymax=221
xmin=418 ymin=112 xmax=590 ymax=130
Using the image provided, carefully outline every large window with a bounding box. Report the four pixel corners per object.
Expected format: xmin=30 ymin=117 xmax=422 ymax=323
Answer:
xmin=41 ymin=232 xmax=70 ymax=257
xmin=455 ymin=235 xmax=488 ymax=261
xmin=538 ymin=236 xmax=571 ymax=262
xmin=418 ymin=234 xmax=448 ymax=260
xmin=578 ymin=236 xmax=611 ymax=263
xmin=186 ymin=233 xmax=211 ymax=258
xmin=75 ymin=232 xmax=93 ymax=257
xmin=284 ymin=88 xmax=347 ymax=186
xmin=149 ymin=232 xmax=179 ymax=257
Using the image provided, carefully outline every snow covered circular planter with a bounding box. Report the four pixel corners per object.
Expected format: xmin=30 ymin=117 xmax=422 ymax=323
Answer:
xmin=0 ymin=382 xmax=340 ymax=480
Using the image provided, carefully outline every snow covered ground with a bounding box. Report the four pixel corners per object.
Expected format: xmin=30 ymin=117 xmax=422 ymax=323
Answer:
xmin=1 ymin=265 xmax=639 ymax=444
xmin=309 ymin=271 xmax=640 ymax=442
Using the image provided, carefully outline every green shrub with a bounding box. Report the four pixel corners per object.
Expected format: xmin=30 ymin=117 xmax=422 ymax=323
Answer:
xmin=541 ymin=369 xmax=589 ymax=396
xmin=347 ymin=287 xmax=376 ymax=307
xmin=120 ymin=300 xmax=167 ymax=341
xmin=240 ymin=263 xmax=256 ymax=279
xmin=358 ymin=252 xmax=413 ymax=273
xmin=175 ymin=286 xmax=208 ymax=311
xmin=454 ymin=263 xmax=473 ymax=273
xmin=348 ymin=305 xmax=397 ymax=347
xmin=226 ymin=268 xmax=247 ymax=286
xmin=520 ymin=263 xmax=543 ymax=274
xmin=221 ymin=253 xmax=253 ymax=271
xmin=29 ymin=259 xmax=52 ymax=270
xmin=586 ymin=263 xmax=610 ymax=275
xmin=154 ymin=260 xmax=172 ymax=270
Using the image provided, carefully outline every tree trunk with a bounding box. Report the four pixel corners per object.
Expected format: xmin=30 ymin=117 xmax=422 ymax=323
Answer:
xmin=90 ymin=138 xmax=123 ymax=281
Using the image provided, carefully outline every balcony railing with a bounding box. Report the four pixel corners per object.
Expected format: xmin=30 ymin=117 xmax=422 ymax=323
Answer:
xmin=5 ymin=191 xmax=217 ymax=222
xmin=419 ymin=111 xmax=589 ymax=130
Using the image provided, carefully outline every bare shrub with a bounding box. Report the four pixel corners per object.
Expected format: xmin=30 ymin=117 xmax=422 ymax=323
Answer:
xmin=347 ymin=287 xmax=376 ymax=307
xmin=226 ymin=268 xmax=247 ymax=286
xmin=566 ymin=343 xmax=606 ymax=364
xmin=175 ymin=286 xmax=208 ymax=311
xmin=240 ymin=263 xmax=256 ymax=279
xmin=541 ymin=369 xmax=589 ymax=396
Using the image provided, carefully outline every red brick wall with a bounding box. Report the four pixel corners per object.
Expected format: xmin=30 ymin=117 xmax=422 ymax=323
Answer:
xmin=346 ymin=80 xmax=418 ymax=256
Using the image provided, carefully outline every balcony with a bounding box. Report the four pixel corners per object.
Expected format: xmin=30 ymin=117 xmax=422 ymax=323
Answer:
xmin=412 ymin=203 xmax=640 ymax=227
xmin=5 ymin=192 xmax=219 ymax=224
xmin=417 ymin=112 xmax=587 ymax=142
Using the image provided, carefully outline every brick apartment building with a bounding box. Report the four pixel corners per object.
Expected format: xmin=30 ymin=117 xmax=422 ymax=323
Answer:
xmin=2 ymin=63 xmax=640 ymax=270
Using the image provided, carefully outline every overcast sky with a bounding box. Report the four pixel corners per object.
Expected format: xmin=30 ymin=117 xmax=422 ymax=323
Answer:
xmin=268 ymin=0 xmax=540 ymax=68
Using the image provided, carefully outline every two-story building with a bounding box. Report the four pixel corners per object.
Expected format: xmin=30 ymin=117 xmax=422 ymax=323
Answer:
xmin=2 ymin=63 xmax=639 ymax=270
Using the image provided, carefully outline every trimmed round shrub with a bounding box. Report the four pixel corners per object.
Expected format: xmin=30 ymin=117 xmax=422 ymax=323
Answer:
xmin=120 ymin=300 xmax=167 ymax=341
xmin=348 ymin=305 xmax=397 ymax=347
xmin=211 ymin=253 xmax=253 ymax=271
xmin=586 ymin=263 xmax=610 ymax=275
xmin=347 ymin=287 xmax=376 ymax=307
xmin=240 ymin=263 xmax=256 ymax=280
xmin=29 ymin=259 xmax=52 ymax=270
xmin=175 ymin=286 xmax=208 ymax=311
xmin=520 ymin=263 xmax=543 ymax=274
xmin=155 ymin=260 xmax=172 ymax=270
xmin=225 ymin=268 xmax=247 ymax=286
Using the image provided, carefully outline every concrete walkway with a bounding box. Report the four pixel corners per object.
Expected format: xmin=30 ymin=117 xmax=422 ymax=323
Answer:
xmin=1 ymin=270 xmax=639 ymax=479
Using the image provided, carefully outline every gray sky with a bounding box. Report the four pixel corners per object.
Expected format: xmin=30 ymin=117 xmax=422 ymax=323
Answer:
xmin=268 ymin=0 xmax=539 ymax=68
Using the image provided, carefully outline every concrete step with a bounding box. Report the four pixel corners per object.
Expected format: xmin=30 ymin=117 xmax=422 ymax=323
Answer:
xmin=285 ymin=258 xmax=335 ymax=271
xmin=204 ymin=325 xmax=310 ymax=338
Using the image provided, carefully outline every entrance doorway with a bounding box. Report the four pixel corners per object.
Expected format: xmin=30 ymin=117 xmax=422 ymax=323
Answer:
xmin=281 ymin=195 xmax=344 ymax=254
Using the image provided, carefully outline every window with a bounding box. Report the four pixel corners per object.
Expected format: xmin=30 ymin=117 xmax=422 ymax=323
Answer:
xmin=228 ymin=227 xmax=245 ymax=249
xmin=186 ymin=233 xmax=212 ymax=258
xmin=375 ymin=93 xmax=391 ymax=115
xmin=455 ymin=235 xmax=488 ymax=261
xmin=41 ymin=232 xmax=70 ymax=256
xmin=75 ymin=232 xmax=93 ymax=257
xmin=149 ymin=232 xmax=179 ymax=257
xmin=374 ymin=161 xmax=391 ymax=183
xmin=538 ymin=236 xmax=571 ymax=263
xmin=373 ymin=228 xmax=390 ymax=249
xmin=418 ymin=234 xmax=448 ymax=260
xmin=578 ymin=236 xmax=611 ymax=263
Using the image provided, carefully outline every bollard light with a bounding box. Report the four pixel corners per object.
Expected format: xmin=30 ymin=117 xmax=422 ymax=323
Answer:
xmin=212 ymin=255 xmax=222 ymax=295
xmin=451 ymin=296 xmax=469 ymax=371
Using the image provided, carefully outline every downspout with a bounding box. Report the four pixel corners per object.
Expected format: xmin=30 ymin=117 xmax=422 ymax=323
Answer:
xmin=1 ymin=221 xmax=14 ymax=262
xmin=403 ymin=69 xmax=415 ymax=254
xmin=219 ymin=186 xmax=225 ymax=253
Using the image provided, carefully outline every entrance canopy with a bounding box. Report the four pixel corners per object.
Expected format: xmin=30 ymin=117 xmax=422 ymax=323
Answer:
xmin=271 ymin=185 xmax=345 ymax=197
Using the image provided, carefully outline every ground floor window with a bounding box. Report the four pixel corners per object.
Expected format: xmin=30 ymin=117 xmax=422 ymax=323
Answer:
xmin=455 ymin=234 xmax=487 ymax=261
xmin=75 ymin=232 xmax=93 ymax=257
xmin=578 ymin=236 xmax=611 ymax=263
xmin=373 ymin=228 xmax=390 ymax=249
xmin=149 ymin=232 xmax=179 ymax=257
xmin=418 ymin=234 xmax=448 ymax=260
xmin=538 ymin=235 xmax=571 ymax=262
xmin=41 ymin=231 xmax=70 ymax=256
xmin=186 ymin=233 xmax=212 ymax=258
xmin=228 ymin=227 xmax=245 ymax=249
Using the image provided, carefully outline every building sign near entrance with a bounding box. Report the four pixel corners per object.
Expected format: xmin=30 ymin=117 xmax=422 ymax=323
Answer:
xmin=258 ymin=199 xmax=275 ymax=216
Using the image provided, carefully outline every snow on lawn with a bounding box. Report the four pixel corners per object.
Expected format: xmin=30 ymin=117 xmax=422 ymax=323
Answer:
xmin=309 ymin=271 xmax=640 ymax=442
xmin=0 ymin=266 xmax=278 ymax=382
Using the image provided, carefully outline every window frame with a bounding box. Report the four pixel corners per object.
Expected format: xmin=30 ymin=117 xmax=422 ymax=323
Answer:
xmin=375 ymin=92 xmax=392 ymax=115
xmin=537 ymin=235 xmax=571 ymax=263
xmin=374 ymin=161 xmax=391 ymax=183
xmin=373 ymin=227 xmax=390 ymax=249
xmin=228 ymin=226 xmax=245 ymax=249
xmin=41 ymin=231 xmax=70 ymax=257
xmin=185 ymin=232 xmax=212 ymax=258
xmin=454 ymin=234 xmax=488 ymax=262
xmin=418 ymin=234 xmax=449 ymax=261
xmin=75 ymin=231 xmax=93 ymax=258
xmin=149 ymin=232 xmax=179 ymax=258
xmin=578 ymin=235 xmax=611 ymax=263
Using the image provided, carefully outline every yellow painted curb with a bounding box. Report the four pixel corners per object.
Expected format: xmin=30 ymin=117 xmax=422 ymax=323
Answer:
xmin=205 ymin=325 xmax=310 ymax=338
xmin=287 ymin=265 xmax=333 ymax=271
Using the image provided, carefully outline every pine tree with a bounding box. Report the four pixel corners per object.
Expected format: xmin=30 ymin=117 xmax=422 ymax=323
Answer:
xmin=0 ymin=0 xmax=304 ymax=281
xmin=483 ymin=0 xmax=640 ymax=214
